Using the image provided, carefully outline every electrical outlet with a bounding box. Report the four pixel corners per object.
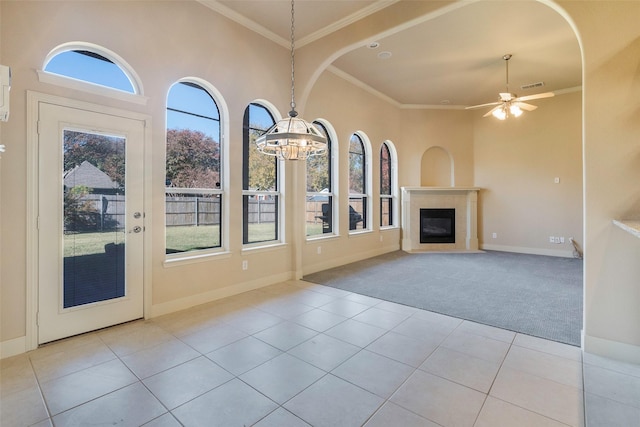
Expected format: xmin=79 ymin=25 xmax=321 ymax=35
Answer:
xmin=317 ymin=246 xmax=322 ymax=254
xmin=242 ymin=260 xmax=248 ymax=270
xmin=554 ymin=237 xmax=561 ymax=244
xmin=549 ymin=236 xmax=555 ymax=243
xmin=380 ymin=235 xmax=383 ymax=242
xmin=560 ymin=237 xmax=565 ymax=243
xmin=492 ymin=232 xmax=497 ymax=239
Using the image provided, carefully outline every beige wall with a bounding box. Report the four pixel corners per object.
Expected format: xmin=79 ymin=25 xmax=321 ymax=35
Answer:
xmin=0 ymin=1 xmax=405 ymax=348
xmin=0 ymin=0 xmax=298 ymax=344
xmin=398 ymin=109 xmax=475 ymax=189
xmin=559 ymin=0 xmax=640 ymax=362
xmin=2 ymin=0 xmax=640 ymax=364
xmin=474 ymin=91 xmax=583 ymax=257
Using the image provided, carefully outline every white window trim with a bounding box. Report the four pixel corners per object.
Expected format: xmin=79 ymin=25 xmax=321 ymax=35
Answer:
xmin=43 ymin=42 xmax=144 ymax=93
xmin=306 ymin=119 xmax=339 ymax=240
xmin=243 ymin=100 xmax=285 ymax=247
xmin=349 ymin=131 xmax=372 ymax=233
xmin=380 ymin=140 xmax=399 ymax=229
xmin=164 ymin=78 xmax=230 ymax=260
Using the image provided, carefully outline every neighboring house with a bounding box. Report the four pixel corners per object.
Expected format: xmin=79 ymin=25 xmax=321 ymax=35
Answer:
xmin=63 ymin=161 xmax=120 ymax=194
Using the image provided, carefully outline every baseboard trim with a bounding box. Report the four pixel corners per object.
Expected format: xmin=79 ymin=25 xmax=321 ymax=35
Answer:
xmin=1 ymin=336 xmax=27 ymax=359
xmin=2 ymin=272 xmax=296 ymax=359
xmin=148 ymin=271 xmax=294 ymax=318
xmin=583 ymin=334 xmax=640 ymax=365
xmin=303 ymin=244 xmax=400 ymax=276
xmin=480 ymin=243 xmax=575 ymax=258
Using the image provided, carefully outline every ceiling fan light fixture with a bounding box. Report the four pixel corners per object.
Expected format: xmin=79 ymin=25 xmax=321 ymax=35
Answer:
xmin=466 ymin=54 xmax=554 ymax=120
xmin=492 ymin=107 xmax=507 ymax=120
xmin=255 ymin=0 xmax=327 ymax=161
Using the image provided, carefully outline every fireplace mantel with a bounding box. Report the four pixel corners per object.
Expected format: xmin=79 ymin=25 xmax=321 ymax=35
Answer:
xmin=401 ymin=187 xmax=480 ymax=252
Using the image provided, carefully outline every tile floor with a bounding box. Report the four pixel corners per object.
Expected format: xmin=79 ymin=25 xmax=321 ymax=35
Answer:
xmin=1 ymin=280 xmax=638 ymax=426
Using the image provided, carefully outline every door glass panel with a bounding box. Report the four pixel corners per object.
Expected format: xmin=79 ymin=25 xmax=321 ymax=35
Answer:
xmin=63 ymin=130 xmax=126 ymax=308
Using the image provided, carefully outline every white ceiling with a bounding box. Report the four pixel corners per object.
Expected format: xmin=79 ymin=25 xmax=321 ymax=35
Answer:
xmin=200 ymin=0 xmax=582 ymax=108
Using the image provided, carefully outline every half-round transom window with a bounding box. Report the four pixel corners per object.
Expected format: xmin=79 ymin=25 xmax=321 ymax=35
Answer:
xmin=44 ymin=49 xmax=135 ymax=93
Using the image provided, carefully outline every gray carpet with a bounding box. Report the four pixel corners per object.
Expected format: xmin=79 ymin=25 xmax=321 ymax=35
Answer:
xmin=304 ymin=250 xmax=583 ymax=346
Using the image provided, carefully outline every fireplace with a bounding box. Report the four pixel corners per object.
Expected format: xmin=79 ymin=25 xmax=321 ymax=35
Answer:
xmin=420 ymin=208 xmax=456 ymax=243
xmin=401 ymin=187 xmax=479 ymax=252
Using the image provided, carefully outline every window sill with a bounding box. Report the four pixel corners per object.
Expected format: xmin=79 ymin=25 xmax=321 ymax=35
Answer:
xmin=241 ymin=242 xmax=288 ymax=254
xmin=306 ymin=234 xmax=340 ymax=243
xmin=164 ymin=250 xmax=231 ymax=268
xmin=37 ymin=70 xmax=149 ymax=105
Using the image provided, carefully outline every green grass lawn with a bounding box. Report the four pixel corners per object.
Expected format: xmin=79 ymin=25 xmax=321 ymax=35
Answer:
xmin=65 ymin=222 xmax=328 ymax=257
xmin=166 ymin=225 xmax=221 ymax=252
xmin=64 ymin=231 xmax=124 ymax=257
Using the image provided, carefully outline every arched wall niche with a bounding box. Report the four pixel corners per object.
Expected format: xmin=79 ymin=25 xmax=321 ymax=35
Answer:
xmin=420 ymin=146 xmax=454 ymax=187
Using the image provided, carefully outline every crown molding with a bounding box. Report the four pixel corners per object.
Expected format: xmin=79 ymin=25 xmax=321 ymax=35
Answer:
xmin=197 ymin=0 xmax=399 ymax=49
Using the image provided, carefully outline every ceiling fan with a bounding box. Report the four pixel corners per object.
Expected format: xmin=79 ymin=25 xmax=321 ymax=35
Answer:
xmin=465 ymin=54 xmax=554 ymax=120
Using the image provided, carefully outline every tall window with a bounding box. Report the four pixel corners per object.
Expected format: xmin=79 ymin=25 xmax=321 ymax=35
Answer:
xmin=243 ymin=103 xmax=279 ymax=244
xmin=306 ymin=122 xmax=334 ymax=237
xmin=349 ymin=134 xmax=367 ymax=231
xmin=44 ymin=48 xmax=136 ymax=93
xmin=380 ymin=142 xmax=394 ymax=227
xmin=165 ymin=81 xmax=222 ymax=254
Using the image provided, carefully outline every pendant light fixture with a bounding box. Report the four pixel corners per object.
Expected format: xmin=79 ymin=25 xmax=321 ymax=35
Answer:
xmin=255 ymin=0 xmax=327 ymax=161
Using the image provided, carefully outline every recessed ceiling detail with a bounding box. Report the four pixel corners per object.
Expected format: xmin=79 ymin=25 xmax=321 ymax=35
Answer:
xmin=202 ymin=0 xmax=581 ymax=108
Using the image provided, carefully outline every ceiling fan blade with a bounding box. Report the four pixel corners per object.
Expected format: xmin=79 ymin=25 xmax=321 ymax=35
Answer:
xmin=483 ymin=105 xmax=503 ymax=117
xmin=465 ymin=101 xmax=501 ymax=110
xmin=513 ymin=102 xmax=538 ymax=111
xmin=516 ymin=92 xmax=555 ymax=102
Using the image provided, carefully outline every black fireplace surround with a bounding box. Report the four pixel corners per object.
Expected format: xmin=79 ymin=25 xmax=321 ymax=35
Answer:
xmin=420 ymin=208 xmax=455 ymax=244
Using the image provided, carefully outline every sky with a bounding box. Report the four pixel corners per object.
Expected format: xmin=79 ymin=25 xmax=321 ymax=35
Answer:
xmin=46 ymin=50 xmax=279 ymax=141
xmin=46 ymin=50 xmax=225 ymax=140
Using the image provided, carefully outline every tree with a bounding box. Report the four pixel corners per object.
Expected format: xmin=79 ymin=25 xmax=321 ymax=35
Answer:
xmin=247 ymin=129 xmax=276 ymax=191
xmin=64 ymin=185 xmax=97 ymax=231
xmin=166 ymin=129 xmax=220 ymax=188
xmin=380 ymin=143 xmax=391 ymax=195
xmin=306 ymin=153 xmax=329 ymax=193
xmin=64 ymin=131 xmax=125 ymax=186
xmin=349 ymin=137 xmax=364 ymax=194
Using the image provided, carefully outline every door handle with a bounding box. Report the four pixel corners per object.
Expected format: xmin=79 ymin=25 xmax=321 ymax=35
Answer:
xmin=130 ymin=226 xmax=142 ymax=234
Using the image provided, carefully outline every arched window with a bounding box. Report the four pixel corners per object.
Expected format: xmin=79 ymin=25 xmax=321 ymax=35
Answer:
xmin=380 ymin=141 xmax=395 ymax=227
xmin=306 ymin=121 xmax=335 ymax=237
xmin=243 ymin=103 xmax=279 ymax=244
xmin=349 ymin=133 xmax=369 ymax=231
xmin=44 ymin=47 xmax=137 ymax=93
xmin=165 ymin=81 xmax=222 ymax=255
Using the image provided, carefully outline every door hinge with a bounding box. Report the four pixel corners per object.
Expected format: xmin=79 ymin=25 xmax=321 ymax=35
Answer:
xmin=36 ymin=311 xmax=39 ymax=326
xmin=36 ymin=120 xmax=41 ymax=135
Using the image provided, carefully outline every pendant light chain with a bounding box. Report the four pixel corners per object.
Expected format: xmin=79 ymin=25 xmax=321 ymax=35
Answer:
xmin=505 ymin=55 xmax=509 ymax=93
xmin=254 ymin=0 xmax=327 ymax=160
xmin=503 ymin=53 xmax=512 ymax=93
xmin=289 ymin=0 xmax=297 ymax=117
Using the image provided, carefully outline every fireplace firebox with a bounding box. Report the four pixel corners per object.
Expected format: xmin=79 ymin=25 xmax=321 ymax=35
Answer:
xmin=420 ymin=208 xmax=455 ymax=244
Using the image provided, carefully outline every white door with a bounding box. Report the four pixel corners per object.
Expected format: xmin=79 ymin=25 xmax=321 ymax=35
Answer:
xmin=38 ymin=102 xmax=145 ymax=344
